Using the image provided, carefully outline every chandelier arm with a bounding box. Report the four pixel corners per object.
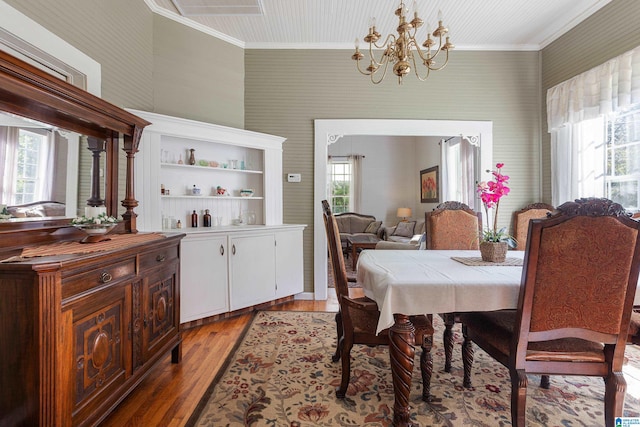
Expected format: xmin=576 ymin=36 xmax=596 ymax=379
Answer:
xmin=408 ymin=53 xmax=430 ymax=82
xmin=372 ymin=33 xmax=396 ymax=50
xmin=355 ymin=59 xmax=373 ymax=76
xmin=413 ymin=37 xmax=443 ymax=61
xmin=370 ymin=56 xmax=392 ymax=84
xmin=424 ymin=50 xmax=451 ymax=71
xmin=367 ymin=46 xmax=390 ymax=68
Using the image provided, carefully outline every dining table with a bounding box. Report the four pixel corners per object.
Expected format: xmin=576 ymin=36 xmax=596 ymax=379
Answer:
xmin=355 ymin=249 xmax=640 ymax=427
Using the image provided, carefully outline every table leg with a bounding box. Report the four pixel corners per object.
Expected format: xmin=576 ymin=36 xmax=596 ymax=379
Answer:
xmin=389 ymin=314 xmax=417 ymax=427
xmin=352 ymin=244 xmax=358 ymax=270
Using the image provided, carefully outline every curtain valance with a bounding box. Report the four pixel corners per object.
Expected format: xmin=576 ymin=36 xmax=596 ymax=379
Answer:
xmin=547 ymin=45 xmax=640 ymax=131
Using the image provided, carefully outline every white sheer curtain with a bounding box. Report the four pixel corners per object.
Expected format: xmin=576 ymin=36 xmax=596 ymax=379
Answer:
xmin=440 ymin=136 xmax=476 ymax=208
xmin=35 ymin=129 xmax=55 ymax=201
xmin=350 ymin=154 xmax=363 ymax=212
xmin=547 ymin=45 xmax=640 ymax=205
xmin=0 ymin=127 xmax=19 ymax=204
xmin=550 ymin=118 xmax=605 ymax=206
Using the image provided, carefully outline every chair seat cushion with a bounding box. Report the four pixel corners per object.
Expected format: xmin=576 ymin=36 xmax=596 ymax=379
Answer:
xmin=461 ymin=310 xmax=605 ymax=363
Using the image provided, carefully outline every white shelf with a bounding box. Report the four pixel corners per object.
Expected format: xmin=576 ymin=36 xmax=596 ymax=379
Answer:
xmin=161 ymin=163 xmax=263 ymax=174
xmin=161 ymin=195 xmax=264 ymax=200
xmin=132 ymin=109 xmax=286 ymax=231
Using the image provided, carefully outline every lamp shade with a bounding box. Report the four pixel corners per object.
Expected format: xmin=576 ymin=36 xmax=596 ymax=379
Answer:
xmin=397 ymin=207 xmax=412 ymax=219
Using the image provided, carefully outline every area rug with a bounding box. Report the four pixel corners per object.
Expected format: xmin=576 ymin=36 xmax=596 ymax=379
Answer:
xmin=186 ymin=311 xmax=640 ymax=426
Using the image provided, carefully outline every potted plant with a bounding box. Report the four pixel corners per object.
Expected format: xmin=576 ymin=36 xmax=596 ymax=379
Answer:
xmin=477 ymin=163 xmax=516 ymax=262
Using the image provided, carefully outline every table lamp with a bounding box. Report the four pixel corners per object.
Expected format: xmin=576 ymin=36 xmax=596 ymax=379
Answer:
xmin=397 ymin=207 xmax=412 ymax=221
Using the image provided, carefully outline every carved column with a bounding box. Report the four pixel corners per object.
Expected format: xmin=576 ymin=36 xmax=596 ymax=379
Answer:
xmin=85 ymin=136 xmax=106 ymax=208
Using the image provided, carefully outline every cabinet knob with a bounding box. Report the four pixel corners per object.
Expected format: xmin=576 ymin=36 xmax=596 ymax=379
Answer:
xmin=100 ymin=272 xmax=112 ymax=283
xmin=232 ymin=244 xmax=236 ymax=255
xmin=156 ymin=254 xmax=166 ymax=262
xmin=220 ymin=245 xmax=224 ymax=256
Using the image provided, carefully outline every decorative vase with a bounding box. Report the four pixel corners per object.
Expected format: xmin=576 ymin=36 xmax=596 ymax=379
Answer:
xmin=479 ymin=241 xmax=508 ymax=263
xmin=188 ymin=148 xmax=196 ymax=165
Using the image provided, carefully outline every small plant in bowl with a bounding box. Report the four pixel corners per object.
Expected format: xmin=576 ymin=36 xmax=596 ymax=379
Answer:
xmin=71 ymin=213 xmax=119 ymax=242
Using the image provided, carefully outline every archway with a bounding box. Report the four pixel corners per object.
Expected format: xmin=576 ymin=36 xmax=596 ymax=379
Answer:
xmin=313 ymin=119 xmax=493 ymax=300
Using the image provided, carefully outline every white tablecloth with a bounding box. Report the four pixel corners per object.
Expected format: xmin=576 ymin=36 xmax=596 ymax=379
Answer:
xmin=356 ymin=250 xmax=640 ymax=335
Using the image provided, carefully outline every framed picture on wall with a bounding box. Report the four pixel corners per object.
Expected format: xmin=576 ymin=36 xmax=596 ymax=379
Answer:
xmin=420 ymin=166 xmax=439 ymax=203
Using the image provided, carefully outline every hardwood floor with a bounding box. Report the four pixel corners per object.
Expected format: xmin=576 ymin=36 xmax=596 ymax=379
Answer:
xmin=100 ymin=288 xmax=356 ymax=426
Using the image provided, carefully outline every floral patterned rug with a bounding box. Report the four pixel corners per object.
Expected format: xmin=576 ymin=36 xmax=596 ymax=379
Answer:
xmin=186 ymin=311 xmax=640 ymax=426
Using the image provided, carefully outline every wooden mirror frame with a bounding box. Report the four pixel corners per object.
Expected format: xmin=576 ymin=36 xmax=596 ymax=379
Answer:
xmin=0 ymin=50 xmax=149 ymax=248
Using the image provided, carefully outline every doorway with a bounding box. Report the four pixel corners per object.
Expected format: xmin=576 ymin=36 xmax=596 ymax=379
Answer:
xmin=314 ymin=119 xmax=493 ymax=300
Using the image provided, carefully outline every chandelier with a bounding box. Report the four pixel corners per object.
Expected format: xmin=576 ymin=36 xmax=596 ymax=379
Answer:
xmin=352 ymin=1 xmax=454 ymax=84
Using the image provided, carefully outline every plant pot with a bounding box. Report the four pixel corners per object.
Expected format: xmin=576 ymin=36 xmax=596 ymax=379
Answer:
xmin=479 ymin=241 xmax=508 ymax=263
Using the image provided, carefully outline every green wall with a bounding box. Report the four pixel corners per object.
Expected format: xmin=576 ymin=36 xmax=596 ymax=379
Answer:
xmin=3 ymin=0 xmax=245 ymax=127
xmin=244 ymin=49 xmax=541 ymax=291
xmin=152 ymin=14 xmax=244 ymax=128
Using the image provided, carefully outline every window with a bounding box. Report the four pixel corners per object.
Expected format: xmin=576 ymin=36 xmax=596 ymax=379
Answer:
xmin=1 ymin=126 xmax=53 ymax=205
xmin=328 ymin=158 xmax=352 ymax=213
xmin=14 ymin=129 xmax=47 ymax=204
xmin=606 ymin=104 xmax=640 ymax=211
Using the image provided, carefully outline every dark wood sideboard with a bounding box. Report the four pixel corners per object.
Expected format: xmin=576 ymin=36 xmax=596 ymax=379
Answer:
xmin=0 ymin=234 xmax=183 ymax=426
xmin=0 ymin=51 xmax=184 ymax=425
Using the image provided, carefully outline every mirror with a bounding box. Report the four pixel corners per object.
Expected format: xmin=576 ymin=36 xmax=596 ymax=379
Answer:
xmin=0 ymin=111 xmax=79 ymax=219
xmin=0 ymin=49 xmax=149 ymax=246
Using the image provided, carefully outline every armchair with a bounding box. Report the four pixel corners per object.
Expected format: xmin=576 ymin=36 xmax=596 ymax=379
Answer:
xmin=460 ymin=198 xmax=640 ymax=426
xmin=512 ymin=202 xmax=555 ymax=250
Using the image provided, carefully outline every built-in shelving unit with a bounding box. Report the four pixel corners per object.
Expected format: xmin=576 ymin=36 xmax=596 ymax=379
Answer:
xmin=130 ymin=109 xmax=286 ymax=230
xmin=130 ymin=110 xmax=305 ymax=325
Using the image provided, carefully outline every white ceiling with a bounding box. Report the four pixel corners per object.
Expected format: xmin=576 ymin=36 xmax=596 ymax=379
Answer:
xmin=145 ymin=0 xmax=612 ymax=50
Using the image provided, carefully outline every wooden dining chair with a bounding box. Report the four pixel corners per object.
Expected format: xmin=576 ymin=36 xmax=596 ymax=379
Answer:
xmin=460 ymin=198 xmax=640 ymax=427
xmin=322 ymin=200 xmax=435 ymax=401
xmin=425 ymin=201 xmax=482 ymax=372
xmin=512 ymin=202 xmax=555 ymax=250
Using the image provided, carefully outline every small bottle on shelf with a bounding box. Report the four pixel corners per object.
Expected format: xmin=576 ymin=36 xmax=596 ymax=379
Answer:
xmin=176 ymin=220 xmax=182 ymax=229
xmin=203 ymin=209 xmax=212 ymax=227
xmin=188 ymin=148 xmax=196 ymax=165
xmin=161 ymin=183 xmax=165 ymax=195
xmin=191 ymin=210 xmax=198 ymax=227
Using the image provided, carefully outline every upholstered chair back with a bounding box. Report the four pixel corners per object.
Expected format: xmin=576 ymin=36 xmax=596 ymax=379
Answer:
xmin=425 ymin=201 xmax=482 ymax=250
xmin=512 ymin=203 xmax=555 ymax=251
xmin=524 ymin=202 xmax=639 ymax=340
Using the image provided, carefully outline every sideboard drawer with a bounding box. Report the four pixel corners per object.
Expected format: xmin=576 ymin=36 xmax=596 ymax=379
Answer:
xmin=62 ymin=258 xmax=136 ymax=300
xmin=139 ymin=244 xmax=179 ymax=272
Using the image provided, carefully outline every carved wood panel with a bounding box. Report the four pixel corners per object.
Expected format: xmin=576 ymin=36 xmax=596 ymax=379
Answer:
xmin=143 ymin=262 xmax=177 ymax=360
xmin=71 ymin=284 xmax=130 ymax=416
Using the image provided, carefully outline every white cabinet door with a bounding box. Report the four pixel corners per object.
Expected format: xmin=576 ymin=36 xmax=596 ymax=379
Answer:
xmin=275 ymin=229 xmax=304 ymax=298
xmin=180 ymin=235 xmax=229 ymax=322
xmin=229 ymin=234 xmax=275 ymax=310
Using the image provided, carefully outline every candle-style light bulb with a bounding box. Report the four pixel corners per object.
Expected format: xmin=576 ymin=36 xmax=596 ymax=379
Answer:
xmin=369 ymin=17 xmax=376 ymax=28
xmin=438 ymin=9 xmax=443 ymax=21
xmin=355 ymin=38 xmax=360 ymax=49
